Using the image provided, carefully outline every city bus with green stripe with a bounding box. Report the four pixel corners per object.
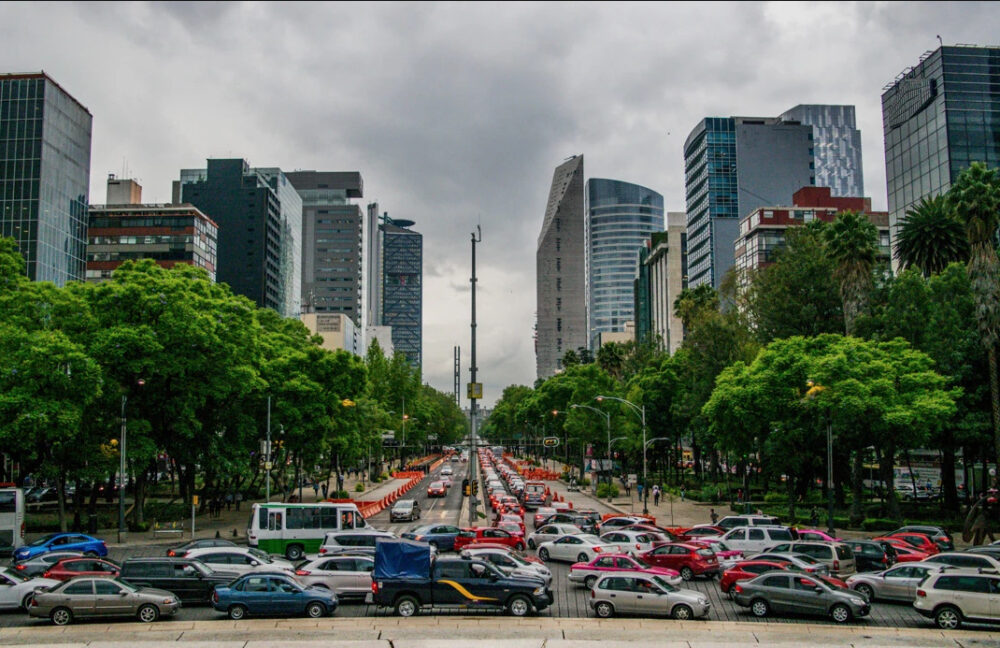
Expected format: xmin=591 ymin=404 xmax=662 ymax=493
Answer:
xmin=247 ymin=502 xmax=368 ymax=560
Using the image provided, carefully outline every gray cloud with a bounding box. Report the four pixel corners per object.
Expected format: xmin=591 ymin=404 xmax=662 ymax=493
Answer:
xmin=3 ymin=1 xmax=999 ymax=405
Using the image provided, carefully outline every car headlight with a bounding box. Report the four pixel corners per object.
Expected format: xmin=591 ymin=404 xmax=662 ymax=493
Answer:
xmin=532 ymin=586 xmax=545 ymax=596
xmin=850 ymin=598 xmax=865 ymax=606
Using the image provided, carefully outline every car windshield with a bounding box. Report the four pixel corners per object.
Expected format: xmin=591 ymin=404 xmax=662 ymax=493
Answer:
xmin=2 ymin=568 xmax=28 ymax=582
xmin=651 ymin=575 xmax=678 ymax=592
xmin=632 ymin=557 xmax=651 ymax=569
xmin=818 ymin=576 xmax=845 ymax=590
xmin=247 ymin=548 xmax=271 ymax=562
xmin=29 ymin=533 xmax=61 ymax=547
xmin=714 ymin=542 xmax=732 ymax=551
xmin=395 ymin=502 xmax=412 ymax=510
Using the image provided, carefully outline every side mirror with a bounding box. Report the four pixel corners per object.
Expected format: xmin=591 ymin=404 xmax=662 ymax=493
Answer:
xmin=814 ymin=586 xmax=823 ymax=594
xmin=120 ymin=591 xmax=129 ymax=597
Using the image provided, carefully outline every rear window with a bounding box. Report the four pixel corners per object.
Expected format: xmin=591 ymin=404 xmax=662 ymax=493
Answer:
xmin=835 ymin=545 xmax=852 ymax=560
xmin=768 ymin=529 xmax=793 ymax=541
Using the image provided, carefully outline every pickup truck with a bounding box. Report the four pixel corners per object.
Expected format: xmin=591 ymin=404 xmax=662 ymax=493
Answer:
xmin=370 ymin=538 xmax=552 ymax=617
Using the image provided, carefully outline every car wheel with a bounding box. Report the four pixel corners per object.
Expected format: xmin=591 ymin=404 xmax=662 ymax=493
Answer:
xmin=539 ymin=548 xmax=550 ymax=561
xmin=750 ymin=598 xmax=769 ymax=618
xmin=516 ymin=542 xmax=525 ymax=551
xmin=594 ymin=601 xmax=614 ymax=618
xmin=528 ymin=539 xmax=536 ymax=550
xmin=228 ymin=604 xmax=248 ymax=620
xmin=305 ymin=602 xmax=325 ymax=618
xmin=577 ymin=553 xmax=589 ymax=563
xmin=84 ymin=551 xmax=98 ymax=557
xmin=855 ymin=583 xmax=875 ymax=602
xmin=395 ymin=595 xmax=419 ymax=618
xmin=20 ymin=593 xmax=34 ymax=611
xmin=672 ymin=604 xmax=694 ymax=620
xmin=680 ymin=567 xmax=695 ymax=581
xmin=286 ymin=544 xmax=305 ymax=561
xmin=584 ymin=575 xmax=597 ymax=590
xmin=429 ymin=541 xmax=440 ymax=551
xmin=935 ymin=605 xmax=962 ymax=630
xmin=137 ymin=604 xmax=160 ymax=623
xmin=507 ymin=594 xmax=531 ymax=617
xmin=830 ymin=603 xmax=851 ymax=624
xmin=51 ymin=607 xmax=73 ymax=626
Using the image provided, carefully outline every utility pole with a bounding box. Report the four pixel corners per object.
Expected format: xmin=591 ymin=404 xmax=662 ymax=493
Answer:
xmin=266 ymin=396 xmax=272 ymax=502
xmin=453 ymin=346 xmax=461 ymax=407
xmin=468 ymin=226 xmax=482 ymax=525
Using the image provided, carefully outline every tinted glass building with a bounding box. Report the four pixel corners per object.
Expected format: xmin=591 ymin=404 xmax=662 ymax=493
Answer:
xmin=586 ymin=178 xmax=663 ymax=347
xmin=381 ymin=218 xmax=422 ymax=368
xmin=684 ymin=116 xmax=814 ymax=289
xmin=882 ymin=45 xmax=1000 ymax=251
xmin=780 ymin=104 xmax=864 ymax=197
xmin=0 ymin=72 xmax=92 ymax=284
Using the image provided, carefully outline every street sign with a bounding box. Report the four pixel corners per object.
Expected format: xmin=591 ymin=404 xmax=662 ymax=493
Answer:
xmin=628 ymin=473 xmax=637 ymax=485
xmin=192 ymin=495 xmax=200 ymax=507
xmin=467 ymin=382 xmax=483 ymax=400
xmin=542 ymin=437 xmax=560 ymax=448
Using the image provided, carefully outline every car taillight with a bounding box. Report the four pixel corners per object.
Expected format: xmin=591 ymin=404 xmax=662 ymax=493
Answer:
xmin=734 ymin=585 xmax=743 ymax=594
xmin=833 ymin=560 xmax=840 ymax=571
xmin=882 ymin=555 xmax=888 ymax=564
xmin=372 ymin=581 xmax=379 ymax=594
xmin=295 ymin=570 xmax=310 ymax=576
xmin=593 ymin=547 xmax=602 ymax=553
xmin=167 ymin=550 xmax=176 ymax=557
xmin=590 ymin=588 xmax=595 ymax=598
xmin=213 ymin=591 xmax=219 ymax=603
xmin=916 ymin=589 xmax=926 ymax=597
xmin=42 ymin=571 xmax=51 ymax=578
xmin=14 ymin=564 xmax=25 ymax=571
xmin=318 ymin=548 xmax=327 ymax=554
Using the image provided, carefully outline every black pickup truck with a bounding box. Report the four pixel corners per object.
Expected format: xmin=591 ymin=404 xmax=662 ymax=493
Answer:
xmin=370 ymin=538 xmax=552 ymax=617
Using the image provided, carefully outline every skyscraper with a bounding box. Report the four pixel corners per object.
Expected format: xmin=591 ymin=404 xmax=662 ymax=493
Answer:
xmin=536 ymin=155 xmax=586 ymax=379
xmin=684 ymin=117 xmax=814 ymax=289
xmin=635 ymin=212 xmax=687 ymax=354
xmin=882 ymin=44 xmax=1000 ymax=249
xmin=0 ymin=72 xmax=92 ymax=284
xmin=586 ymin=178 xmax=663 ymax=347
xmin=285 ymin=171 xmax=363 ymax=325
xmin=780 ymin=104 xmax=864 ymax=197
xmin=381 ymin=217 xmax=422 ymax=368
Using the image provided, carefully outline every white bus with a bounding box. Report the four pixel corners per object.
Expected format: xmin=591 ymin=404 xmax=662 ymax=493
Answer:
xmin=246 ymin=501 xmax=368 ymax=560
xmin=0 ymin=487 xmax=25 ymax=550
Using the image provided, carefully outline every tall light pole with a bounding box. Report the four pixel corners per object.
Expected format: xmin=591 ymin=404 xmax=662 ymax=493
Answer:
xmin=571 ymin=404 xmax=612 ymax=497
xmin=597 ymin=395 xmax=659 ymax=514
xmin=265 ymin=395 xmax=272 ymax=502
xmin=119 ymin=378 xmax=144 ymax=544
xmin=805 ymin=380 xmax=836 ymax=537
xmin=468 ymin=225 xmax=482 ymax=525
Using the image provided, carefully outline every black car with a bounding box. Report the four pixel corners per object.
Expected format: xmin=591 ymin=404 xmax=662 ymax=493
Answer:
xmin=120 ymin=557 xmax=239 ymax=604
xmin=166 ymin=538 xmax=238 ymax=557
xmin=845 ymin=540 xmax=894 ymax=572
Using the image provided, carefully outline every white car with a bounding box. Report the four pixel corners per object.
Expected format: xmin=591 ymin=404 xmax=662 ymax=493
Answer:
xmin=921 ymin=552 xmax=1000 ymax=571
xmin=600 ymin=530 xmax=659 ymax=556
xmin=0 ymin=568 xmax=60 ymax=610
xmin=441 ymin=466 xmax=454 ymax=476
xmin=719 ymin=526 xmax=794 ymax=554
xmin=527 ymin=524 xmax=583 ymax=550
xmin=459 ymin=547 xmax=552 ymax=586
xmin=184 ymin=547 xmax=294 ymax=575
xmin=536 ymin=534 xmax=623 ymax=563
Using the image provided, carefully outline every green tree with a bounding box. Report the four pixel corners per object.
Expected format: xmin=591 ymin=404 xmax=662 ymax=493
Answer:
xmin=895 ymin=195 xmax=969 ymax=275
xmin=823 ymin=211 xmax=879 ymax=336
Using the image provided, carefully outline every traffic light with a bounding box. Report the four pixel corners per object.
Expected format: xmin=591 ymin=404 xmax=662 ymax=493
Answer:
xmin=462 ymin=478 xmax=470 ymax=496
xmin=472 ymin=479 xmax=479 ymax=495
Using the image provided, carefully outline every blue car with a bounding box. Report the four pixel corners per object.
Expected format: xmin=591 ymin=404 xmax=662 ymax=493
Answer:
xmin=212 ymin=572 xmax=337 ymax=620
xmin=13 ymin=533 xmax=108 ymax=562
xmin=401 ymin=524 xmax=464 ymax=551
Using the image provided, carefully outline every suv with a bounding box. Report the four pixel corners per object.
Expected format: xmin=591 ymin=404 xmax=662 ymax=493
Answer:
xmin=915 ymin=569 xmax=1000 ymax=629
xmin=717 ymin=515 xmax=780 ymax=531
xmin=764 ymin=541 xmax=856 ymax=576
xmin=319 ymin=530 xmax=395 ymax=556
xmin=121 ymin=557 xmax=238 ymax=604
xmin=719 ymin=526 xmax=795 ymax=554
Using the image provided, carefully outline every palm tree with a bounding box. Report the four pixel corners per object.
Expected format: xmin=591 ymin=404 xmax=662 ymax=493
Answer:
xmin=823 ymin=211 xmax=879 ymax=336
xmin=948 ymin=162 xmax=1000 ymax=470
xmin=895 ymin=195 xmax=969 ymax=275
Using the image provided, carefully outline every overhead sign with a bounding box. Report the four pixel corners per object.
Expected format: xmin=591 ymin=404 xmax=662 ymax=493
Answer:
xmin=542 ymin=437 xmax=560 ymax=448
xmin=467 ymin=382 xmax=483 ymax=400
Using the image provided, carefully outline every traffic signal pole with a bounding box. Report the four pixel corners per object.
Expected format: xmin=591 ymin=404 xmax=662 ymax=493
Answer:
xmin=468 ymin=225 xmax=481 ymax=525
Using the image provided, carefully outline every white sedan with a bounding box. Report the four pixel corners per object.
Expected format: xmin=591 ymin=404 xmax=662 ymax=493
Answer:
xmin=184 ymin=547 xmax=294 ymax=575
xmin=527 ymin=524 xmax=583 ymax=550
xmin=600 ymin=530 xmax=659 ymax=555
xmin=0 ymin=568 xmax=60 ymax=610
xmin=536 ymin=534 xmax=624 ymax=563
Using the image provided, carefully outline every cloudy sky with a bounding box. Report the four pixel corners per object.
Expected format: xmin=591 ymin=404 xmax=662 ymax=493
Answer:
xmin=4 ymin=2 xmax=999 ymax=406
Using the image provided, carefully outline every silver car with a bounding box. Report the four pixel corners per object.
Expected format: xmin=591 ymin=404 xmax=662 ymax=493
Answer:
xmin=29 ymin=577 xmax=180 ymax=625
xmin=293 ymin=555 xmax=374 ymax=598
xmin=733 ymin=572 xmax=869 ymax=623
xmin=590 ymin=573 xmax=710 ymax=619
xmin=754 ymin=552 xmax=830 ymax=575
xmin=846 ymin=563 xmax=944 ymax=602
xmin=11 ymin=551 xmax=84 ymax=578
xmin=390 ymin=499 xmax=420 ymax=522
xmin=459 ymin=547 xmax=552 ymax=587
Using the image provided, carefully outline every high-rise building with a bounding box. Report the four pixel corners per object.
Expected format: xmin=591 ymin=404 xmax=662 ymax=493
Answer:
xmin=0 ymin=72 xmax=92 ymax=284
xmin=684 ymin=117 xmax=814 ymax=289
xmin=536 ymin=155 xmax=587 ymax=379
xmin=586 ymin=178 xmax=663 ymax=348
xmin=177 ymin=159 xmax=294 ymax=314
xmin=87 ymin=175 xmax=217 ymax=282
xmin=285 ymin=171 xmax=363 ymax=325
xmin=254 ymin=168 xmax=303 ymax=318
xmin=882 ymin=44 xmax=1000 ymax=253
xmin=381 ymin=217 xmax=422 ymax=368
xmin=366 ymin=202 xmax=384 ymax=328
xmin=780 ymin=104 xmax=864 ymax=197
xmin=635 ymin=212 xmax=687 ymax=354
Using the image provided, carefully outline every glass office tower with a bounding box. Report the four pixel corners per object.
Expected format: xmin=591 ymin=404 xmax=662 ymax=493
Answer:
xmin=780 ymin=104 xmax=864 ymax=197
xmin=382 ymin=218 xmax=422 ymax=369
xmin=0 ymin=73 xmax=92 ymax=284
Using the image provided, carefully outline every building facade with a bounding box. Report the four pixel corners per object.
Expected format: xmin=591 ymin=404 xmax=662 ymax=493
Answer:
xmin=366 ymin=202 xmax=384 ymax=329
xmin=586 ymin=178 xmax=664 ymax=348
xmin=286 ymin=171 xmax=363 ymax=325
xmin=0 ymin=72 xmax=92 ymax=284
xmin=536 ymin=155 xmax=587 ymax=379
xmin=882 ymin=44 xmax=1000 ymax=254
xmin=684 ymin=116 xmax=814 ymax=290
xmin=780 ymin=104 xmax=864 ymax=197
xmin=734 ymin=186 xmax=890 ymax=278
xmin=381 ymin=218 xmax=422 ymax=368
xmin=635 ymin=212 xmax=687 ymax=354
xmin=300 ymin=312 xmax=362 ymax=356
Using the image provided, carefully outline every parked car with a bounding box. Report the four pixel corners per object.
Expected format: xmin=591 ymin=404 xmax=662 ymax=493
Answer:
xmin=914 ymin=568 xmax=1000 ymax=629
xmin=390 ymin=499 xmax=421 ymax=522
xmin=0 ymin=568 xmax=60 ymax=610
xmin=717 ymin=515 xmax=780 ymax=531
xmin=13 ymin=533 xmax=107 ymax=561
xmin=845 ymin=540 xmax=895 ymax=572
xmin=673 ymin=525 xmax=725 ymax=540
xmin=599 ymin=530 xmax=659 ymax=556
xmin=292 ymin=555 xmax=374 ymax=599
xmin=880 ymin=532 xmax=940 ymax=556
xmin=459 ymin=547 xmax=552 ymax=586
xmin=795 ymin=529 xmax=841 ymax=542
xmin=719 ymin=526 xmax=795 ymax=554
xmin=640 ymin=543 xmax=720 ymax=581
xmin=882 ymin=542 xmax=930 ymax=563
xmin=569 ymin=553 xmax=680 ymax=589
xmin=589 ymin=573 xmax=711 ymax=619
xmin=536 ymin=534 xmax=623 ymax=563
xmin=120 ymin=557 xmax=238 ymax=604
xmin=11 ymin=551 xmax=84 ymax=577
xmin=526 ymin=523 xmax=583 ymax=550
xmin=761 ymin=541 xmax=856 ymax=576
xmin=888 ymin=525 xmax=953 ymax=551
xmin=687 ymin=539 xmax=744 ymax=569
xmin=599 ymin=516 xmax=651 ymax=532
xmin=212 ymin=571 xmax=337 ymax=619
xmin=43 ymin=557 xmax=120 ymax=581
xmin=165 ymin=538 xmax=237 ymax=557
xmin=539 ymin=512 xmax=598 ymax=534
xmin=719 ymin=560 xmax=795 ymax=595
xmin=401 ymin=524 xmax=465 ymax=552
xmin=845 ymin=563 xmax=944 ymax=602
xmin=754 ymin=552 xmax=830 ymax=575
xmin=184 ymin=547 xmax=294 ymax=575
xmin=732 ymin=572 xmax=869 ymax=623
xmin=922 ymin=551 xmax=1000 ymax=571
xmin=317 ymin=530 xmax=395 ymax=556
xmin=29 ymin=577 xmax=181 ymax=625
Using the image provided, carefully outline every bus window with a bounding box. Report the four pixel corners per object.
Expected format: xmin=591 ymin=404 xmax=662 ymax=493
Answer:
xmin=268 ymin=511 xmax=283 ymax=531
xmin=341 ymin=510 xmax=355 ymax=529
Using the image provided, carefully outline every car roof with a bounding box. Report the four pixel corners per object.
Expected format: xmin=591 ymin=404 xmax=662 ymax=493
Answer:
xmin=124 ymin=557 xmax=200 ymax=563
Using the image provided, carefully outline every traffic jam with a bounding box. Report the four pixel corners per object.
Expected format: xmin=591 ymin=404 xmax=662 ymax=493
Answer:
xmin=0 ymin=447 xmax=998 ymax=631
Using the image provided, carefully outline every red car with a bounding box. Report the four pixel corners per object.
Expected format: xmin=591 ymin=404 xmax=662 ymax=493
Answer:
xmin=44 ymin=557 xmax=119 ymax=581
xmin=452 ymin=527 xmax=526 ymax=551
xmin=640 ymin=542 xmax=719 ymax=581
xmin=883 ymin=532 xmax=939 ymax=555
xmin=672 ymin=525 xmax=724 ymax=541
xmin=873 ymin=539 xmax=929 ymax=563
xmin=427 ymin=481 xmax=447 ymax=497
xmin=720 ymin=560 xmax=794 ymax=594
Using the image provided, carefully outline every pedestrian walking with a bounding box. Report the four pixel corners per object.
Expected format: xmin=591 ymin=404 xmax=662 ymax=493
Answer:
xmin=710 ymin=508 xmax=719 ymax=524
xmin=737 ymin=488 xmax=743 ymax=504
xmin=336 ymin=472 xmax=344 ymax=492
xmin=235 ymin=491 xmax=243 ymax=511
xmin=312 ymin=481 xmax=319 ymax=498
xmin=321 ymin=482 xmax=329 ymax=499
xmin=652 ymin=485 xmax=661 ymax=506
xmin=810 ymin=506 xmax=820 ymax=527
xmin=225 ymin=492 xmax=233 ymax=512
xmin=637 ymin=483 xmax=644 ymax=500
xmin=680 ymin=486 xmax=686 ymax=502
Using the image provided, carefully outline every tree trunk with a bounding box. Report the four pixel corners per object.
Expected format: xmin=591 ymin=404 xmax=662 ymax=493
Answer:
xmin=942 ymin=446 xmax=959 ymax=511
xmin=880 ymin=444 xmax=902 ymax=521
xmin=55 ymin=473 xmax=67 ymax=532
xmin=849 ymin=450 xmax=865 ymax=527
xmin=787 ymin=475 xmax=797 ymax=523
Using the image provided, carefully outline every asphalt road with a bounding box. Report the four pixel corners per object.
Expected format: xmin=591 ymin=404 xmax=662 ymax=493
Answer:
xmin=0 ymin=459 xmax=980 ymax=632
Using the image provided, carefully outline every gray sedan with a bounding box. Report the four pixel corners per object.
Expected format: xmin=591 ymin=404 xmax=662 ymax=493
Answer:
xmin=11 ymin=551 xmax=84 ymax=577
xmin=845 ymin=563 xmax=944 ymax=602
xmin=732 ymin=572 xmax=869 ymax=623
xmin=29 ymin=577 xmax=180 ymax=625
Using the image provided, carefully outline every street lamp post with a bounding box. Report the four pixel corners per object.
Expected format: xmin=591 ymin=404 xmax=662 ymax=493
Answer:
xmin=571 ymin=404 xmax=612 ymax=499
xmin=805 ymin=380 xmax=836 ymax=537
xmin=119 ymin=378 xmax=144 ymax=544
xmin=596 ymin=395 xmax=654 ymax=513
